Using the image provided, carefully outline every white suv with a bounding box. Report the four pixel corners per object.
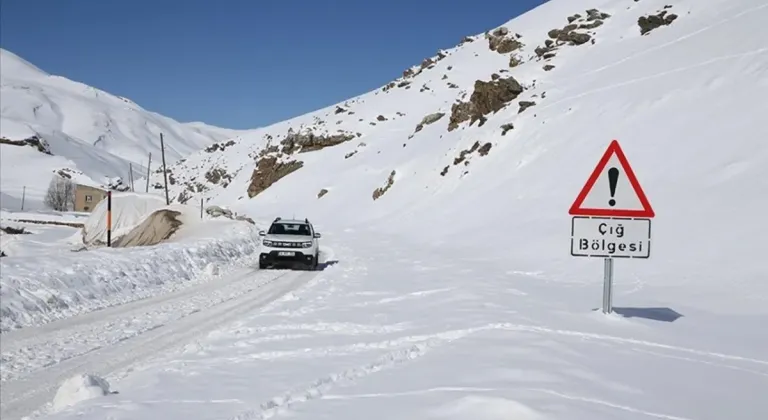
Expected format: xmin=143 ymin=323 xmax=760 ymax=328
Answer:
xmin=258 ymin=217 xmax=321 ymax=270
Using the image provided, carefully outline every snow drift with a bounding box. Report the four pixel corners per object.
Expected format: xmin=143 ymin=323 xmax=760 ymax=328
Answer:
xmin=0 ymin=216 xmax=262 ymax=332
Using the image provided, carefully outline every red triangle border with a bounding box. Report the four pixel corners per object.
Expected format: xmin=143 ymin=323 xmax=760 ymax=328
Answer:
xmin=568 ymin=139 xmax=655 ymax=218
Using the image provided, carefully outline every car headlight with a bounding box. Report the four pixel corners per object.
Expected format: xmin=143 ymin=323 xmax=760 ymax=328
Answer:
xmin=302 ymin=241 xmax=313 ymax=248
xmin=263 ymin=240 xmax=274 ymax=247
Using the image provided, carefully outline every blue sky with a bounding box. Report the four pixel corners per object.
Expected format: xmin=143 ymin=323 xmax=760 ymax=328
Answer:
xmin=1 ymin=0 xmax=543 ymax=129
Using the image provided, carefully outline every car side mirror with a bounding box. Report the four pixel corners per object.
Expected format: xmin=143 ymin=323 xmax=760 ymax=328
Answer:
xmin=258 ymin=231 xmax=266 ymax=236
xmin=314 ymin=233 xmax=322 ymax=238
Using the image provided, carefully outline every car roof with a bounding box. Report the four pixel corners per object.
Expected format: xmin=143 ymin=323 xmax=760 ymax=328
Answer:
xmin=273 ymin=218 xmax=311 ymax=225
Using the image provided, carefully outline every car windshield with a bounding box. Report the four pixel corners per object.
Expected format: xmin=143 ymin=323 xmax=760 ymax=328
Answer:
xmin=268 ymin=223 xmax=311 ymax=236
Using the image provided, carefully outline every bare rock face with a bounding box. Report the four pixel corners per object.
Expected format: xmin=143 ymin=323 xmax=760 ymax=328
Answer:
xmin=247 ymin=157 xmax=304 ymax=198
xmin=0 ymin=135 xmax=52 ymax=155
xmin=280 ymin=129 xmax=356 ymax=154
xmin=500 ymin=123 xmax=515 ymax=135
xmin=372 ymin=170 xmax=396 ymax=201
xmin=518 ymin=101 xmax=537 ymax=114
xmin=638 ymin=8 xmax=678 ymax=35
xmin=448 ymin=76 xmax=524 ymax=131
xmin=205 ymin=168 xmax=232 ymax=187
xmin=487 ymin=27 xmax=523 ymax=54
xmin=415 ymin=112 xmax=446 ymax=133
xmin=317 ymin=188 xmax=329 ymax=199
xmin=205 ymin=139 xmax=236 ymax=153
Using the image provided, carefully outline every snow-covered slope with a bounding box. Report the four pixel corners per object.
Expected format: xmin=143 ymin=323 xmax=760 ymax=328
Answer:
xmin=3 ymin=0 xmax=768 ymax=418
xmin=0 ymin=48 xmax=246 ymax=211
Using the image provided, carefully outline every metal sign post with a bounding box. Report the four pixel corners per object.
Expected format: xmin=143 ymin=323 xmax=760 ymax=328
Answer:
xmin=568 ymin=140 xmax=655 ymax=314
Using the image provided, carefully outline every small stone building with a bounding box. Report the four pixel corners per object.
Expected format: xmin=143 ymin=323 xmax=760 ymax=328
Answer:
xmin=74 ymin=184 xmax=107 ymax=212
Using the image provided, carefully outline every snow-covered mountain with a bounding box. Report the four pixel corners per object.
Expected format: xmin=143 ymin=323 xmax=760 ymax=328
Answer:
xmin=0 ymin=48 xmax=246 ymax=210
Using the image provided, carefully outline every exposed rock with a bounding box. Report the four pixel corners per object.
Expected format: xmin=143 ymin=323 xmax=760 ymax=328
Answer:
xmin=372 ymin=170 xmax=396 ymax=201
xmin=205 ymin=168 xmax=232 ymax=187
xmin=458 ymin=36 xmax=475 ymax=46
xmin=440 ymin=166 xmax=449 ymax=176
xmin=403 ymin=68 xmax=415 ymax=78
xmin=0 ymin=135 xmax=52 ymax=155
xmin=345 ymin=150 xmax=357 ymax=159
xmin=565 ymin=32 xmax=592 ymax=45
xmin=488 ymin=28 xmax=523 ymax=54
xmin=247 ymin=157 xmax=304 ymax=198
xmin=509 ymin=55 xmax=522 ymax=68
xmin=447 ymin=82 xmax=459 ymax=89
xmin=377 ymin=115 xmax=387 ymax=121
xmin=579 ymin=20 xmax=604 ymax=30
xmin=335 ymin=106 xmax=347 ymax=114
xmin=205 ymin=139 xmax=236 ymax=153
xmin=420 ymin=58 xmax=435 ymax=69
xmin=567 ymin=13 xmax=582 ymax=23
xmin=447 ymin=76 xmax=523 ymax=131
xmin=638 ymin=10 xmax=678 ymax=35
xmin=397 ymin=80 xmax=411 ymax=88
xmin=280 ymin=129 xmax=356 ymax=154
xmin=491 ymin=73 xmax=501 ymax=81
xmin=415 ymin=112 xmax=446 ymax=133
xmin=317 ymin=188 xmax=329 ymax=199
xmin=586 ymin=9 xmax=611 ymax=21
xmin=478 ymin=142 xmax=492 ymax=156
xmin=518 ymin=101 xmax=537 ymax=114
xmin=543 ymin=64 xmax=556 ymax=71
xmin=500 ymin=123 xmax=515 ymax=135
xmin=454 ymin=141 xmax=480 ymax=165
xmin=1 ymin=226 xmax=30 ymax=235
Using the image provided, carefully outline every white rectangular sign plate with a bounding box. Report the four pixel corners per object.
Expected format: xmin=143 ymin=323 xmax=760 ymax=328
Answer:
xmin=571 ymin=216 xmax=651 ymax=259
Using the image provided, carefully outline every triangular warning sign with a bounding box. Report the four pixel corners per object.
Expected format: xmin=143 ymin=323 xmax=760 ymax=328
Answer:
xmin=569 ymin=140 xmax=655 ymax=218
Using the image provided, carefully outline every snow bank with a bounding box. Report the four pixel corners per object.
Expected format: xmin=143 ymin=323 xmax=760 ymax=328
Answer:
xmin=81 ymin=192 xmax=166 ymax=245
xmin=0 ymin=217 xmax=262 ymax=331
xmin=51 ymin=374 xmax=113 ymax=412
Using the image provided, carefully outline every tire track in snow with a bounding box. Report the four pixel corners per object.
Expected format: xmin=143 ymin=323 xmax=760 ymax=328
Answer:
xmin=0 ymin=268 xmax=317 ymax=420
xmin=227 ymin=321 xmax=766 ymax=419
xmin=527 ymin=388 xmax=694 ymax=420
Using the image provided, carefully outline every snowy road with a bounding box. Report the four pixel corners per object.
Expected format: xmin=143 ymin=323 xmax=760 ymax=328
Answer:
xmin=0 ymin=265 xmax=318 ymax=420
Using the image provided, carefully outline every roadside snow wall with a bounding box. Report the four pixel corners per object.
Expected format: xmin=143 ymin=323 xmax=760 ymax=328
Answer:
xmin=0 ymin=218 xmax=262 ymax=331
xmin=81 ymin=192 xmax=166 ymax=246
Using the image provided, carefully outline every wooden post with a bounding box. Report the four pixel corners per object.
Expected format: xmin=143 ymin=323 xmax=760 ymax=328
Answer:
xmin=160 ymin=133 xmax=169 ymax=205
xmin=200 ymin=198 xmax=204 ymax=219
xmin=21 ymin=186 xmax=26 ymax=211
xmin=107 ymin=191 xmax=112 ymax=247
xmin=145 ymin=152 xmax=152 ymax=192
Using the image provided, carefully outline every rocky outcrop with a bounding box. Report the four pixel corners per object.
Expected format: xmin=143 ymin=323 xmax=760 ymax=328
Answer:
xmin=441 ymin=141 xmax=493 ymax=176
xmin=518 ymin=101 xmax=537 ymax=114
xmin=0 ymin=135 xmax=52 ymax=155
xmin=280 ymin=129 xmax=356 ymax=154
xmin=372 ymin=170 xmax=396 ymax=201
xmin=448 ymin=76 xmax=524 ymax=131
xmin=247 ymin=157 xmax=304 ymax=198
xmin=500 ymin=123 xmax=515 ymax=136
xmin=317 ymin=188 xmax=329 ymax=199
xmin=535 ymin=8 xmax=611 ymax=60
xmin=415 ymin=112 xmax=446 ymax=133
xmin=487 ymin=27 xmax=523 ymax=54
xmin=639 ymin=7 xmax=678 ymax=35
xmin=205 ymin=139 xmax=236 ymax=153
xmin=205 ymin=168 xmax=232 ymax=187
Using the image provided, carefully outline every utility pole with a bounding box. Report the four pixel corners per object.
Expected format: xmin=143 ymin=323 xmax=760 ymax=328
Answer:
xmin=145 ymin=152 xmax=152 ymax=192
xmin=160 ymin=133 xmax=170 ymax=205
xmin=21 ymin=186 xmax=26 ymax=211
xmin=129 ymin=163 xmax=135 ymax=192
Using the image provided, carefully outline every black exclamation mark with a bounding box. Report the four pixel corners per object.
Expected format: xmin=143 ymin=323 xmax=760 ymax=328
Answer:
xmin=608 ymin=167 xmax=619 ymax=207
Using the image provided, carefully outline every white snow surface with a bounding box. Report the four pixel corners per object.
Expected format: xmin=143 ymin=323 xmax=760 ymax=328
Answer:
xmin=2 ymin=0 xmax=768 ymax=419
xmin=0 ymin=48 xmax=246 ymax=211
xmin=51 ymin=374 xmax=112 ymax=413
xmin=0 ymin=213 xmax=261 ymax=333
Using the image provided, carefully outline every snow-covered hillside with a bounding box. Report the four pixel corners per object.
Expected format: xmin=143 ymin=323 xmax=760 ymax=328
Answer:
xmin=3 ymin=0 xmax=768 ymax=419
xmin=0 ymin=48 xmax=246 ymax=211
